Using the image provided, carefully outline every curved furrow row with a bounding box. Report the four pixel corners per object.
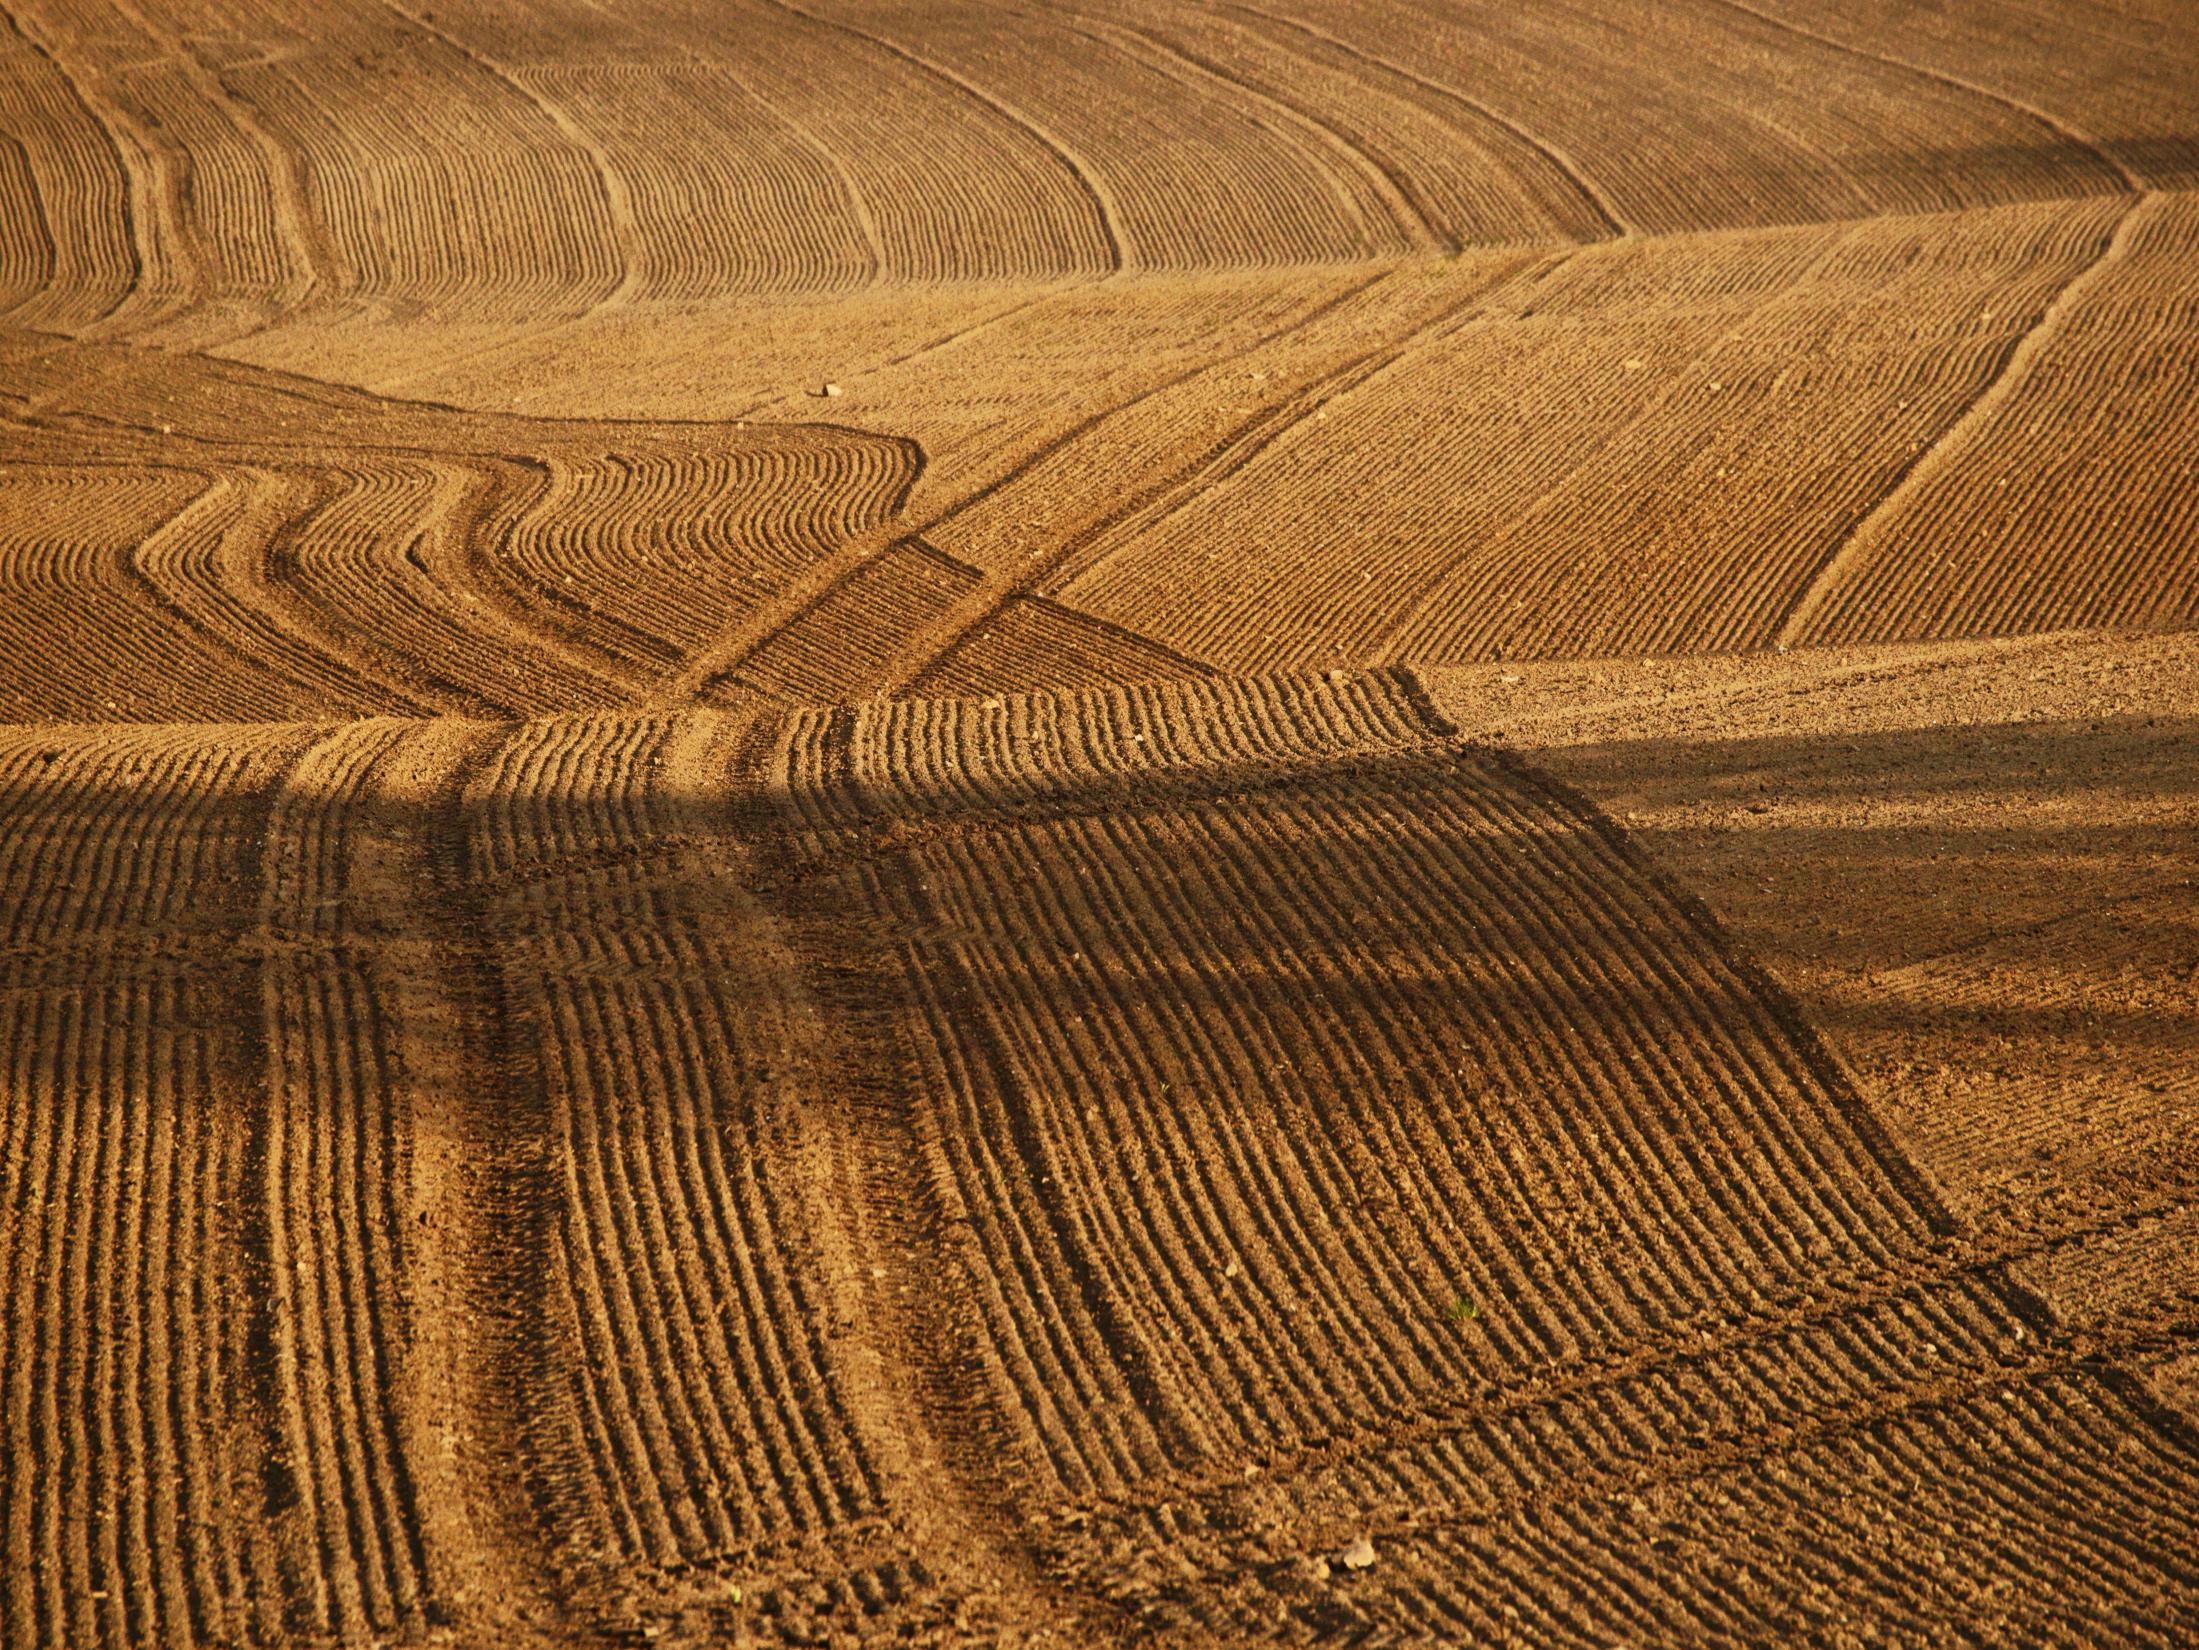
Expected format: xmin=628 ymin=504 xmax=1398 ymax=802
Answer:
xmin=2 ymin=0 xmax=2181 ymax=326
xmin=0 ymin=426 xmax=603 ymax=722
xmin=674 ymin=265 xmax=1385 ymax=708
xmin=1054 ymin=7 xmax=1438 ymax=261
xmin=127 ymin=467 xmax=419 ymax=718
xmin=0 ymin=462 xmax=289 ymax=723
xmin=888 ymin=253 xmax=1557 ymax=693
xmin=1794 ymin=191 xmax=2199 ymax=645
xmin=1253 ymin=0 xmax=2132 ymax=238
xmin=0 ymin=336 xmax=920 ymax=722
xmin=0 ymin=724 xmax=318 ymax=1649
xmin=0 ymin=112 xmax=55 ymax=316
xmin=48 ymin=0 xmax=299 ymax=308
xmin=0 ymin=464 xmax=203 ymax=596
xmin=753 ymin=668 xmax=2199 ymax=1638
xmin=727 ymin=0 xmax=1120 ymax=282
xmin=1744 ymin=0 xmax=2199 ymax=193
xmin=511 ymin=60 xmax=883 ymax=300
xmin=400 ymin=0 xmax=1126 ymax=296
xmin=1157 ymin=1365 xmax=2199 ymax=1643
xmin=136 ymin=5 xmax=347 ymax=303
xmin=1255 ymin=0 xmax=1855 ymax=239
xmin=378 ymin=0 xmax=643 ymax=315
xmin=1210 ymin=0 xmax=1626 ymax=239
xmin=1045 ymin=196 xmax=2153 ymax=673
xmin=725 ymin=537 xmax=983 ymax=708
xmin=805 ymin=0 xmax=1381 ymax=272
xmin=766 ymin=669 xmax=1947 ymax=1520
xmin=502 ymin=441 xmax=914 ymax=674
xmin=0 ymin=6 xmax=136 ymax=328
xmin=909 ymin=596 xmax=1213 ymax=701
xmin=0 ymin=0 xmax=203 ymax=333
xmin=266 ymin=451 xmax=600 ymax=716
xmin=462 ymin=713 xmax=909 ymax=1602
xmin=251 ymin=721 xmax=432 ymax=1642
xmin=232 ymin=3 xmax=623 ymax=319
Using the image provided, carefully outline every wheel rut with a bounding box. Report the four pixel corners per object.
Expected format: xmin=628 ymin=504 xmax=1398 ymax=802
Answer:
xmin=733 ymin=707 xmax=1146 ymax=1646
xmin=402 ymin=721 xmax=599 ymax=1644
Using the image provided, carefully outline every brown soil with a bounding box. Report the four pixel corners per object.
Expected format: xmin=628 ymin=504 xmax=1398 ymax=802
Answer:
xmin=2 ymin=2 xmax=2195 ymax=1644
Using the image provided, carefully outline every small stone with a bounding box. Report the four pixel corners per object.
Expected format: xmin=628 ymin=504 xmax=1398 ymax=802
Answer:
xmin=1340 ymin=1536 xmax=1376 ymax=1570
xmin=822 ymin=382 xmax=843 ymax=397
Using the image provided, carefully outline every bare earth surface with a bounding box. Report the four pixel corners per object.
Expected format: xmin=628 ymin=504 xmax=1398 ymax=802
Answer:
xmin=2 ymin=2 xmax=2196 ymax=1645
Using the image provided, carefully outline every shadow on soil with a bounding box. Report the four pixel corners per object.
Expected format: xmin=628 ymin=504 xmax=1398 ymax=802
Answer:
xmin=4 ymin=707 xmax=2191 ymax=1093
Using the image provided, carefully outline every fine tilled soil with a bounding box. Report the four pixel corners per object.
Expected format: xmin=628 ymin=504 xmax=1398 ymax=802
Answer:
xmin=2 ymin=1 xmax=2196 ymax=1644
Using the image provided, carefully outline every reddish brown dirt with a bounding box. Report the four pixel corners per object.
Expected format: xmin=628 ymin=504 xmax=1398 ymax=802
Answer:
xmin=2 ymin=2 xmax=2196 ymax=1645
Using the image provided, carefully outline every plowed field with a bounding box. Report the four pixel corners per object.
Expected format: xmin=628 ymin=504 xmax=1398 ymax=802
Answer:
xmin=3 ymin=1 xmax=2195 ymax=1644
